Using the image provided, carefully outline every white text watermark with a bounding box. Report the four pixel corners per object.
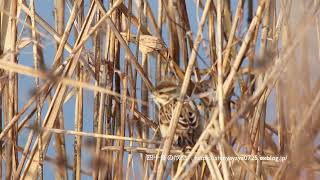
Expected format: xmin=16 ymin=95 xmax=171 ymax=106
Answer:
xmin=146 ymin=154 xmax=287 ymax=162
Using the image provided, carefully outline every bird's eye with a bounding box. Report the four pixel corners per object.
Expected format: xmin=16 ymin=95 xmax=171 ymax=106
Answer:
xmin=189 ymin=112 xmax=194 ymax=117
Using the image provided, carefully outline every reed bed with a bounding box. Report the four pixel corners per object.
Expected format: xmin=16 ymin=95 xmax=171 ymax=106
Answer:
xmin=0 ymin=0 xmax=320 ymax=179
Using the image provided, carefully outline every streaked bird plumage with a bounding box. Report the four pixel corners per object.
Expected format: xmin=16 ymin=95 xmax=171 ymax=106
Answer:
xmin=152 ymin=80 xmax=201 ymax=148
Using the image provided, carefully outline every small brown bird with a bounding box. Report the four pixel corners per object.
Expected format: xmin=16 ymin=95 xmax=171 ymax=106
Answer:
xmin=152 ymin=80 xmax=202 ymax=148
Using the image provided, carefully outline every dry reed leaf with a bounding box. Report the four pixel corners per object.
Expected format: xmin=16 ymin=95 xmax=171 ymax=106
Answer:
xmin=120 ymin=32 xmax=167 ymax=54
xmin=17 ymin=37 xmax=32 ymax=49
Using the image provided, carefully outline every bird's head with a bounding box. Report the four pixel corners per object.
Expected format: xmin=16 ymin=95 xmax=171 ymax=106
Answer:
xmin=151 ymin=80 xmax=179 ymax=107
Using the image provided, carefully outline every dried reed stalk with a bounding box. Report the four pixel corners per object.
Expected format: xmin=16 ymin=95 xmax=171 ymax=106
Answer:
xmin=0 ymin=0 xmax=319 ymax=179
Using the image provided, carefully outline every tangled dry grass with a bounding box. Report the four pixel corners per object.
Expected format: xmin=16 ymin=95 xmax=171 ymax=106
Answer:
xmin=0 ymin=0 xmax=320 ymax=179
